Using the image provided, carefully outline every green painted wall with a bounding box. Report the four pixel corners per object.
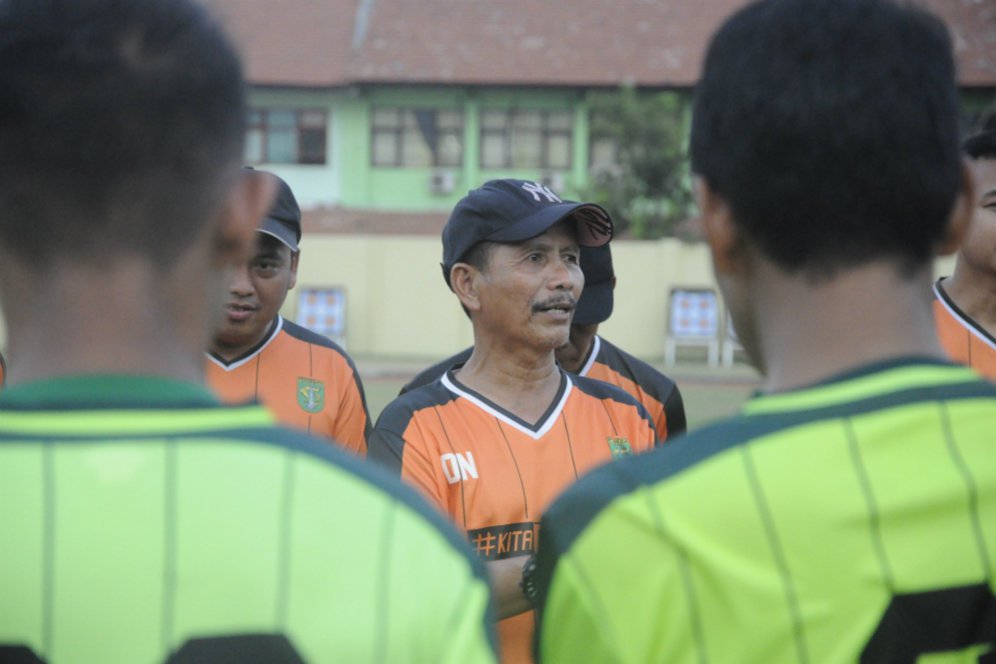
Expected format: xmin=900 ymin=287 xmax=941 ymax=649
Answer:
xmin=259 ymin=85 xmax=598 ymax=211
xmin=247 ymin=88 xmax=347 ymax=207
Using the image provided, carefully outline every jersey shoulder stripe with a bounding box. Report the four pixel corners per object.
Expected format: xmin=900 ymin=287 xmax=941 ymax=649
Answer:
xmin=570 ymin=373 xmax=656 ymax=429
xmin=400 ymin=347 xmax=473 ymax=395
xmin=596 ymin=337 xmax=680 ymax=401
xmin=281 ymin=318 xmax=350 ymax=355
xmin=570 ymin=372 xmax=641 ymax=404
xmin=376 ymin=380 xmax=459 ymax=432
xmin=593 ymin=337 xmax=686 ymax=437
xmin=539 ymin=359 xmax=996 ymax=562
xmin=369 ymin=381 xmax=459 ymax=473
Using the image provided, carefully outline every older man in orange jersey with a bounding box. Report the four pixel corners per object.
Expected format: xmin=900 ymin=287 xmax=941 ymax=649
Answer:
xmin=400 ymin=242 xmax=686 ymax=440
xmin=370 ymin=179 xmax=657 ymax=664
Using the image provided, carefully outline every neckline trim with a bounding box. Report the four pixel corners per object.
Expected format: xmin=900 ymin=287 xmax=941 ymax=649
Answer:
xmin=933 ymin=279 xmax=996 ymax=350
xmin=207 ymin=316 xmax=284 ymax=370
xmin=441 ymin=369 xmax=573 ymax=440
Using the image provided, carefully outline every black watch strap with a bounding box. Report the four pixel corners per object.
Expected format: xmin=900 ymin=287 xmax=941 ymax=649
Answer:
xmin=519 ymin=554 xmax=539 ymax=606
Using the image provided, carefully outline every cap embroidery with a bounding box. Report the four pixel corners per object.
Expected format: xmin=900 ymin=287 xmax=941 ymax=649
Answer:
xmin=521 ymin=181 xmax=561 ymax=203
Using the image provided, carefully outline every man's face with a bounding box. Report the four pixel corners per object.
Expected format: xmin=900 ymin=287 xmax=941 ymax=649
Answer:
xmin=212 ymin=233 xmax=299 ymax=354
xmin=959 ymin=158 xmax=996 ymax=276
xmin=474 ymin=221 xmax=584 ymax=352
xmin=555 ymin=323 xmax=599 ymax=373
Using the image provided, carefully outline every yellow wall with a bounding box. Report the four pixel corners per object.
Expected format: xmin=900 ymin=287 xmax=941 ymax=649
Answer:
xmin=286 ymin=236 xmax=718 ymax=360
xmin=285 ymin=236 xmax=958 ymax=362
xmin=0 ymin=242 xmax=959 ymax=362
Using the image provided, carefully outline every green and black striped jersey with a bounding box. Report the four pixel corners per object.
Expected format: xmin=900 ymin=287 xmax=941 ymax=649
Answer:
xmin=0 ymin=375 xmax=497 ymax=664
xmin=535 ymin=359 xmax=996 ymax=663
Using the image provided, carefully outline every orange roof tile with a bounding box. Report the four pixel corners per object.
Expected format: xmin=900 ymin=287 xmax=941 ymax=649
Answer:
xmin=208 ymin=0 xmax=995 ymax=88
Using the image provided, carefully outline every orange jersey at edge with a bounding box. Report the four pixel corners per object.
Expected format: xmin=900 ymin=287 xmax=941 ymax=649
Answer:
xmin=933 ymin=280 xmax=996 ymax=380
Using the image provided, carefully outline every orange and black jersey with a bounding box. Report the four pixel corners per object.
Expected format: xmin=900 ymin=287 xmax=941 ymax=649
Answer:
xmin=400 ymin=335 xmax=684 ymax=440
xmin=580 ymin=336 xmax=684 ymax=438
xmin=933 ymin=279 xmax=996 ymax=380
xmin=207 ymin=315 xmax=371 ymax=455
xmin=370 ymin=369 xmax=657 ymax=664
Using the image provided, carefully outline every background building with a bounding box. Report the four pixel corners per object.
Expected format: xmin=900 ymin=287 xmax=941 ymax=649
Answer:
xmin=0 ymin=0 xmax=992 ymax=360
xmin=212 ymin=0 xmax=995 ymax=222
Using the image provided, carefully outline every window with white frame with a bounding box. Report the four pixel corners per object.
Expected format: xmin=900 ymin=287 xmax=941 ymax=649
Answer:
xmin=245 ymin=108 xmax=328 ymax=165
xmin=479 ymin=109 xmax=573 ymax=169
xmin=370 ymin=107 xmax=463 ymax=168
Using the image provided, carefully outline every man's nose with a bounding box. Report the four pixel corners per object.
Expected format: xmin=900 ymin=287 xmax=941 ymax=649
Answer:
xmin=228 ymin=264 xmax=254 ymax=295
xmin=549 ymin=256 xmax=582 ymax=293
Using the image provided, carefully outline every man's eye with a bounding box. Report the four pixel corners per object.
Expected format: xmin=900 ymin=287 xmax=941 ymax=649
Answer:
xmin=565 ymin=253 xmax=579 ymax=264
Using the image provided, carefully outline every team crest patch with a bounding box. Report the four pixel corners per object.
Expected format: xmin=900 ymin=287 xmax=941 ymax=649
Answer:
xmin=607 ymin=437 xmax=632 ymax=458
xmin=297 ymin=378 xmax=325 ymax=413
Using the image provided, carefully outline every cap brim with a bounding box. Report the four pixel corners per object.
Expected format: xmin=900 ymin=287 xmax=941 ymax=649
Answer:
xmin=259 ymin=219 xmax=299 ymax=252
xmin=573 ymin=279 xmax=614 ymax=325
xmin=488 ymin=202 xmax=613 ymax=247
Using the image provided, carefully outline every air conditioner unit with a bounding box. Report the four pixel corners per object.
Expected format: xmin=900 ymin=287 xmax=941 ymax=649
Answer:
xmin=429 ymin=170 xmax=456 ymax=195
xmin=539 ymin=172 xmax=566 ymax=193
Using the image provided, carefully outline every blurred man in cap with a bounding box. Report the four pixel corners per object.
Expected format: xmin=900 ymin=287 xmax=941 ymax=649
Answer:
xmin=207 ymin=171 xmax=371 ymax=454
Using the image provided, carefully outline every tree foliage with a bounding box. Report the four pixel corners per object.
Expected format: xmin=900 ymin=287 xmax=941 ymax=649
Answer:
xmin=582 ymin=87 xmax=694 ymax=239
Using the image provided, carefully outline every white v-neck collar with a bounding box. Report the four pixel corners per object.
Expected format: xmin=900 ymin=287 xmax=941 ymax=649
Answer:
xmin=576 ymin=335 xmax=601 ymax=377
xmin=206 ymin=316 xmax=285 ymax=371
xmin=933 ymin=281 xmax=996 ymax=351
xmin=440 ymin=370 xmax=574 ymax=440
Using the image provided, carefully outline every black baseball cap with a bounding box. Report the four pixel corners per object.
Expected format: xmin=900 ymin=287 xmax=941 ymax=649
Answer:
xmin=258 ymin=172 xmax=301 ymax=252
xmin=574 ymin=244 xmax=615 ymax=325
xmin=441 ymin=179 xmax=613 ymax=287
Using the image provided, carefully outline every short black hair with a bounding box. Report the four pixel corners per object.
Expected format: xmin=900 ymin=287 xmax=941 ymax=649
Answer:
xmin=453 ymin=241 xmax=495 ymax=318
xmin=964 ymin=112 xmax=996 ymax=160
xmin=460 ymin=241 xmax=496 ymax=275
xmin=690 ymin=0 xmax=962 ymax=278
xmin=0 ymin=0 xmax=246 ymax=268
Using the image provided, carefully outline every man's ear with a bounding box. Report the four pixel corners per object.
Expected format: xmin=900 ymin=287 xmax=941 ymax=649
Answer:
xmin=695 ymin=176 xmax=747 ymax=277
xmin=215 ymin=169 xmax=277 ymax=267
xmin=288 ymin=251 xmax=300 ymax=290
xmin=936 ymin=160 xmax=976 ymax=256
xmin=450 ymin=263 xmax=483 ymax=313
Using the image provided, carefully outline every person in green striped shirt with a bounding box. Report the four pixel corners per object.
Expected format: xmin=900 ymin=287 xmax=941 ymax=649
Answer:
xmin=531 ymin=1 xmax=996 ymax=662
xmin=0 ymin=1 xmax=496 ymax=662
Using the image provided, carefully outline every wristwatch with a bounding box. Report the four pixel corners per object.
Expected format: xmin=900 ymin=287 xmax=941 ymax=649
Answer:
xmin=519 ymin=554 xmax=539 ymax=606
